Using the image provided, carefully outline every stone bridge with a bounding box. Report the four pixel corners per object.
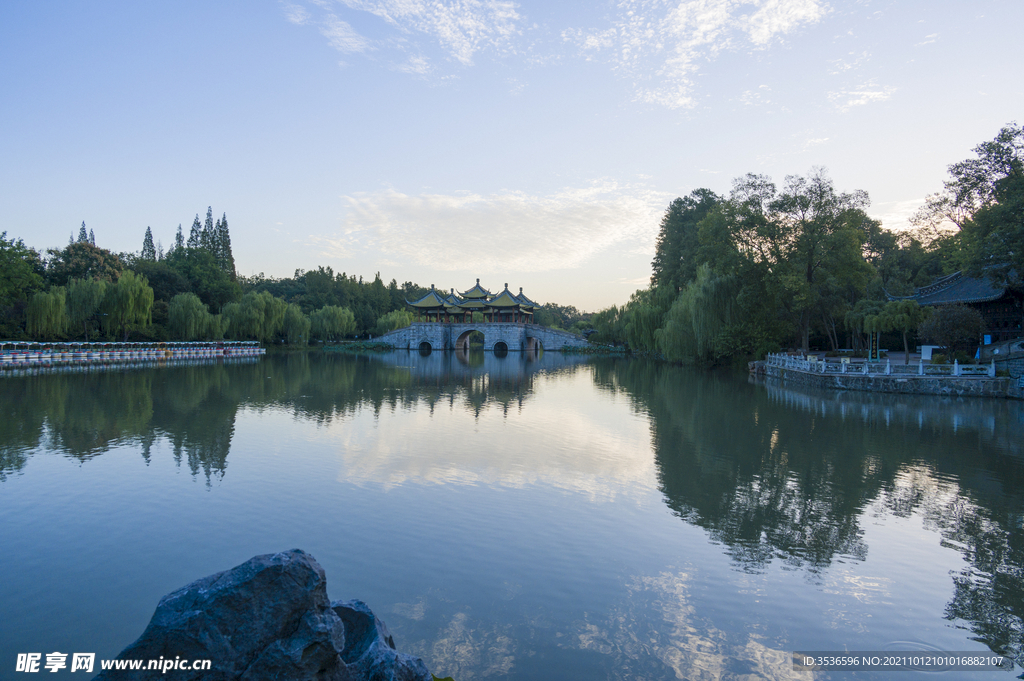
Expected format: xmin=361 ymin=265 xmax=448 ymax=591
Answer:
xmin=377 ymin=322 xmax=594 ymax=352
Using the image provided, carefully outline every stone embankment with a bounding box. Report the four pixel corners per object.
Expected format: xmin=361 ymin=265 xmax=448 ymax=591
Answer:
xmin=752 ymin=354 xmax=1024 ymax=400
xmin=94 ymin=550 xmax=432 ymax=681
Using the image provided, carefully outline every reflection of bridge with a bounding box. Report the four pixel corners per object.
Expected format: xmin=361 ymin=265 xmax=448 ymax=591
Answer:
xmin=378 ymin=322 xmax=594 ymax=352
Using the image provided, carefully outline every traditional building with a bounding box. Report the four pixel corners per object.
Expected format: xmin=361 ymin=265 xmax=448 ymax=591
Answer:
xmin=890 ymin=271 xmax=1023 ymax=343
xmin=406 ymin=279 xmax=543 ymax=324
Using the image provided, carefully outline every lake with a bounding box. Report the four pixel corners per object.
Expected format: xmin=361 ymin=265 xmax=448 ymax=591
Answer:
xmin=2 ymin=349 xmax=1023 ymax=680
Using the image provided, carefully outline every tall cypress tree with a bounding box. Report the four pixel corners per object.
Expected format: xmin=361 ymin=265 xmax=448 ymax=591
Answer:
xmin=174 ymin=224 xmax=185 ymax=251
xmin=89 ymin=229 xmax=95 ymax=245
xmin=78 ymin=221 xmax=88 ymax=243
xmin=202 ymin=206 xmax=215 ymax=251
xmin=141 ymin=227 xmax=156 ymax=260
xmin=187 ymin=215 xmax=202 ymax=249
xmin=217 ymin=212 xmax=235 ymax=278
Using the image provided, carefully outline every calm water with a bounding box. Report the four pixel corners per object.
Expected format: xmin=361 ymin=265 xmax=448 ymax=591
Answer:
xmin=2 ymin=350 xmax=1024 ymax=680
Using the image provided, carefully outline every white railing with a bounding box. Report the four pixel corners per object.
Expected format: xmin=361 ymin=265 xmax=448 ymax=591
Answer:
xmin=764 ymin=353 xmax=996 ymax=378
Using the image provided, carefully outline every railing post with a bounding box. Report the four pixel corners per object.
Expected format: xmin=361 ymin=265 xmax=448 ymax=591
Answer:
xmin=919 ymin=359 xmax=924 ymax=376
xmin=886 ymin=358 xmax=891 ymax=375
xmin=990 ymin=360 xmax=996 ymax=378
xmin=863 ymin=361 xmax=868 ymax=375
xmin=953 ymin=359 xmax=960 ymax=376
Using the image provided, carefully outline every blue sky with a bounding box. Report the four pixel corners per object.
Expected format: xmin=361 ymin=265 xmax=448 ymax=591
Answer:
xmin=2 ymin=0 xmax=1022 ymax=310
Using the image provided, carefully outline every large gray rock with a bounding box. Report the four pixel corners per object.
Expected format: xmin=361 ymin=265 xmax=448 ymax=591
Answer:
xmin=332 ymin=599 xmax=431 ymax=681
xmin=94 ymin=550 xmax=431 ymax=681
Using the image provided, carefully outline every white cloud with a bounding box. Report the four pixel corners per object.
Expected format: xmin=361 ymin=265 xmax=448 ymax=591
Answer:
xmin=915 ymin=33 xmax=939 ymax=47
xmin=565 ymin=0 xmax=827 ymax=109
xmin=340 ymin=0 xmax=521 ymax=65
xmin=869 ymin=198 xmax=925 ymax=231
xmin=284 ymin=3 xmax=311 ymax=25
xmin=286 ymin=0 xmax=521 ymax=67
xmin=320 ymin=15 xmax=370 ymax=53
xmin=828 ymin=83 xmax=895 ymax=111
xmin=311 ymin=182 xmax=670 ymax=272
xmin=394 ymin=55 xmax=431 ymax=75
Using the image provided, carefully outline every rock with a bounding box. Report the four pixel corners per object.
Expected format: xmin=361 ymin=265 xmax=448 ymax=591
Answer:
xmin=94 ymin=550 xmax=432 ymax=681
xmin=332 ymin=600 xmax=431 ymax=681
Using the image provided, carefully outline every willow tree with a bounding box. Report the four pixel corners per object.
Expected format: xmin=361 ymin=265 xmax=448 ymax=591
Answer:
xmin=310 ymin=305 xmax=356 ymax=341
xmin=26 ymin=287 xmax=68 ymax=339
xmin=656 ymin=265 xmax=737 ymax=364
xmin=371 ymin=309 xmax=410 ymax=337
xmin=875 ymin=300 xmax=931 ymax=363
xmin=282 ymin=303 xmax=310 ymax=345
xmin=66 ymin=277 xmax=107 ymax=340
xmin=101 ymin=270 xmax=154 ymax=340
xmin=222 ymin=291 xmax=287 ymax=342
xmin=169 ymin=292 xmax=209 ymax=341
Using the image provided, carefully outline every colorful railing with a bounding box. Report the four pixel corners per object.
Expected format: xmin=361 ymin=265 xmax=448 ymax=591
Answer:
xmin=0 ymin=341 xmax=264 ymax=369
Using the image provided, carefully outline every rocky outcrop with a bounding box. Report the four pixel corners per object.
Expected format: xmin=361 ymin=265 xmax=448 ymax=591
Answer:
xmin=94 ymin=550 xmax=431 ymax=681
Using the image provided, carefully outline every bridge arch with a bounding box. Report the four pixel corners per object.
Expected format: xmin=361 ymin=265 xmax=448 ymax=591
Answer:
xmin=454 ymin=328 xmax=484 ymax=353
xmin=418 ymin=341 xmax=433 ymax=355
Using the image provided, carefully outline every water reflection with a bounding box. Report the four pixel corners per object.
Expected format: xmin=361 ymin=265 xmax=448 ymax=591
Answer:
xmin=594 ymin=358 xmax=1024 ymax=664
xmin=0 ymin=349 xmax=592 ymax=481
xmin=4 ymin=351 xmax=1024 ymax=671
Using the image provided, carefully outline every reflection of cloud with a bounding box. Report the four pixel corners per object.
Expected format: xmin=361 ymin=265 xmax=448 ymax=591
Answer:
xmin=428 ymin=612 xmax=515 ymax=679
xmin=564 ymin=0 xmax=826 ymax=109
xmin=576 ymin=570 xmax=814 ymax=680
xmin=331 ymin=367 xmax=660 ymax=499
xmin=312 ymin=182 xmax=670 ymax=273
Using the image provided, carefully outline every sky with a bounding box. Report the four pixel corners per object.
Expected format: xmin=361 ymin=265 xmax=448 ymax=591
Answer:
xmin=2 ymin=0 xmax=1022 ymax=311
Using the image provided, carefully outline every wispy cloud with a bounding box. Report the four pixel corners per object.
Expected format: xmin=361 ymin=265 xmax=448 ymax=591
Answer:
xmin=915 ymin=33 xmax=939 ymax=47
xmin=828 ymin=82 xmax=896 ymax=112
xmin=564 ymin=0 xmax=827 ymax=109
xmin=284 ymin=0 xmax=521 ymax=69
xmin=321 ymin=15 xmax=370 ymax=53
xmin=310 ymin=182 xmax=670 ymax=272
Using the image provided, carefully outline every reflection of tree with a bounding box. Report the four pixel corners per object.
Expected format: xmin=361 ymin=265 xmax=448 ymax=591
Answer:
xmin=599 ymin=359 xmax=1024 ymax=662
xmin=0 ymin=350 xmax=592 ymax=482
xmin=595 ymin=359 xmax=875 ymax=571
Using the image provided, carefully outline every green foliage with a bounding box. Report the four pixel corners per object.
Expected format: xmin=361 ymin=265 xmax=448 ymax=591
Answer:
xmin=164 ymin=247 xmax=240 ymax=311
xmin=310 ymin=305 xmax=357 ymax=341
xmin=282 ymin=303 xmax=310 ymax=345
xmin=914 ymin=122 xmax=1024 ymax=230
xmin=869 ymin=300 xmax=931 ymax=363
xmin=621 ymin=285 xmax=675 ymax=354
xmin=168 ymin=293 xmax=221 ymax=341
xmin=0 ymin=231 xmax=45 ymax=338
xmin=101 ymin=270 xmax=154 ymax=341
xmin=918 ymin=305 xmax=984 ymax=359
xmin=222 ymin=291 xmax=287 ymax=342
xmin=45 ymin=241 xmax=124 ymax=286
xmin=962 ymin=170 xmax=1024 ymax=291
xmin=26 ymin=287 xmax=68 ymax=339
xmin=66 ymin=277 xmax=108 ymax=340
xmin=651 ymin=189 xmax=721 ymax=291
xmin=656 ymin=265 xmax=737 ymax=364
xmin=131 ymin=260 xmax=191 ymax=302
xmin=141 ymin=227 xmax=156 ymax=261
xmin=373 ymin=309 xmax=412 ymax=336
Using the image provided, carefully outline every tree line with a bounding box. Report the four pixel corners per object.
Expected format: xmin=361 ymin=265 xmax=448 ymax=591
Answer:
xmin=584 ymin=123 xmax=1023 ymax=364
xmin=0 ymin=207 xmax=592 ymax=344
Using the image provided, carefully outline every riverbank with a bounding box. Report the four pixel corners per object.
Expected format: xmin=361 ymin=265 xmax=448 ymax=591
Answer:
xmin=753 ymin=354 xmax=1024 ymax=400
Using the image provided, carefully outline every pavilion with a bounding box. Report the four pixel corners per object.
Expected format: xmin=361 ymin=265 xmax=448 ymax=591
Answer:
xmin=406 ymin=279 xmax=543 ymax=324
